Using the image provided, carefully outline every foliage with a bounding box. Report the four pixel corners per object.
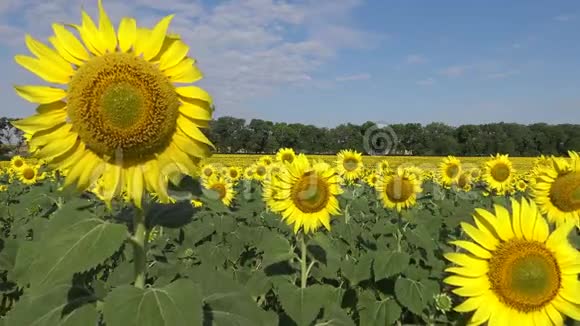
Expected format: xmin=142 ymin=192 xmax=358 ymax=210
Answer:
xmin=2 ymin=169 xmax=565 ymax=326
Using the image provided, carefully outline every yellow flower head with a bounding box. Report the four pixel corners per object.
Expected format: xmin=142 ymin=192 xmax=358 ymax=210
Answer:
xmin=375 ymin=167 xmax=423 ymax=212
xmin=202 ymin=174 xmax=235 ymax=207
xmin=444 ymin=198 xmax=580 ymax=325
xmin=439 ymin=156 xmax=462 ymax=187
xmin=336 ymin=149 xmax=364 ymax=182
xmin=276 ymin=148 xmax=296 ymax=164
xmin=11 ymin=0 xmax=214 ymax=208
xmin=483 ymin=154 xmax=515 ymax=195
xmin=10 ymin=155 xmax=26 ymax=171
xmin=265 ymin=154 xmax=343 ymax=234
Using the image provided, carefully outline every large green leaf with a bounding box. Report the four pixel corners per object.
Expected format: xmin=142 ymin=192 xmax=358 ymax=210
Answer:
xmin=4 ymin=283 xmax=98 ymax=326
xmin=340 ymin=253 xmax=373 ymax=286
xmin=358 ymin=292 xmax=401 ymax=326
xmin=103 ymin=279 xmax=203 ymax=326
xmin=373 ymin=251 xmax=410 ymax=281
xmin=277 ymin=283 xmax=326 ymax=326
xmin=188 ymin=267 xmax=276 ymax=326
xmin=394 ymin=277 xmax=431 ymax=315
xmin=13 ymin=201 xmax=127 ymax=288
xmin=258 ymin=231 xmax=295 ymax=267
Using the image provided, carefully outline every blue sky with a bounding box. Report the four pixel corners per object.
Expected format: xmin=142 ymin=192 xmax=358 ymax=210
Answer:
xmin=0 ymin=0 xmax=579 ymax=127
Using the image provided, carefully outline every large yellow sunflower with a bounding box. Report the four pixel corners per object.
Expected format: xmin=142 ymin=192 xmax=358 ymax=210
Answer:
xmin=224 ymin=166 xmax=242 ymax=182
xmin=336 ymin=149 xmax=364 ymax=182
xmin=202 ymin=174 xmax=235 ymax=207
xmin=18 ymin=163 xmax=45 ymax=185
xmin=444 ymin=198 xmax=580 ymax=325
xmin=11 ymin=0 xmax=213 ymax=208
xmin=532 ymin=154 xmax=580 ymax=226
xmin=266 ymin=154 xmax=343 ymax=234
xmin=375 ymin=167 xmax=422 ymax=212
xmin=439 ymin=156 xmax=462 ymax=187
xmin=483 ymin=154 xmax=515 ymax=195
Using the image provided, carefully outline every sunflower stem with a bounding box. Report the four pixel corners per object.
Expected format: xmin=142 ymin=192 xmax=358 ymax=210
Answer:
xmin=300 ymin=233 xmax=308 ymax=289
xmin=132 ymin=207 xmax=148 ymax=289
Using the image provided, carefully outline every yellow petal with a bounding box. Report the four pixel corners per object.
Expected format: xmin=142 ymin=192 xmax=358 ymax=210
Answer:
xmin=519 ymin=198 xmax=537 ymax=240
xmin=51 ymin=23 xmax=89 ymax=62
xmin=179 ymin=101 xmax=212 ymax=121
xmin=452 ymin=278 xmax=490 ymax=297
xmin=143 ymin=15 xmax=175 ymax=61
xmin=454 ymin=296 xmax=485 ymax=312
xmin=531 ymin=310 xmax=552 ymax=326
xmin=461 ymin=222 xmax=499 ymax=251
xmin=28 ymin=123 xmax=72 ymax=149
xmin=444 ymin=253 xmax=488 ymax=269
xmin=51 ymin=141 xmax=86 ymax=170
xmin=117 ymin=18 xmax=137 ymax=53
xmin=551 ymin=296 xmax=580 ymax=321
xmin=469 ymin=293 xmax=496 ymax=325
xmin=36 ymin=132 xmax=78 ymax=160
xmin=176 ymin=115 xmax=214 ymax=147
xmin=24 ymin=34 xmax=72 ymax=73
xmin=510 ymin=198 xmax=523 ymax=238
xmin=165 ymin=58 xmax=203 ymax=83
xmin=129 ymin=165 xmax=144 ymax=208
xmin=159 ymin=39 xmax=189 ymax=70
xmin=532 ymin=212 xmax=549 ymax=242
xmin=133 ymin=27 xmax=150 ymax=57
xmin=172 ymin=131 xmax=211 ymax=158
xmin=493 ymin=204 xmax=515 ymax=241
xmin=101 ymin=163 xmax=122 ymax=202
xmin=143 ymin=159 xmax=170 ymax=203
xmin=97 ymin=0 xmax=117 ymax=53
xmin=545 ymin=303 xmax=564 ymax=325
xmin=78 ymin=10 xmax=105 ymax=55
xmin=445 ymin=266 xmax=488 ymax=278
xmin=78 ymin=152 xmax=104 ymax=190
xmin=11 ymin=103 xmax=67 ymax=134
xmin=176 ymin=86 xmax=212 ymax=104
xmin=559 ymin=276 xmax=580 ymax=305
xmin=63 ymin=151 xmax=93 ymax=189
xmin=48 ymin=36 xmax=85 ymax=66
xmin=14 ymin=85 xmax=66 ymax=104
xmin=14 ymin=55 xmax=71 ymax=84
xmin=449 ymin=240 xmax=492 ymax=259
xmin=473 ymin=208 xmax=499 ymax=234
xmin=546 ymin=221 xmax=575 ymax=250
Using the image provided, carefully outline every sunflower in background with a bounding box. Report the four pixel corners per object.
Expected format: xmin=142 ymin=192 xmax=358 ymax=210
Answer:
xmin=375 ymin=167 xmax=422 ymax=212
xmin=483 ymin=154 xmax=515 ymax=195
xmin=259 ymin=155 xmax=273 ymax=166
xmin=11 ymin=0 xmax=213 ymax=208
xmin=252 ymin=162 xmax=269 ymax=182
xmin=438 ymin=156 xmax=462 ymax=187
xmin=243 ymin=166 xmax=255 ymax=180
xmin=376 ymin=159 xmax=392 ymax=175
xmin=18 ymin=163 xmax=45 ymax=185
xmin=444 ymin=198 xmax=580 ymax=325
xmin=10 ymin=155 xmax=26 ymax=172
xmin=201 ymin=164 xmax=218 ymax=180
xmin=336 ymin=149 xmax=364 ymax=182
xmin=202 ymin=174 xmax=235 ymax=207
xmin=276 ymin=148 xmax=296 ymax=164
xmin=265 ymin=154 xmax=343 ymax=234
xmin=365 ymin=173 xmax=380 ymax=187
xmin=456 ymin=171 xmax=472 ymax=192
xmin=224 ymin=166 xmax=242 ymax=182
xmin=532 ymin=153 xmax=580 ymax=226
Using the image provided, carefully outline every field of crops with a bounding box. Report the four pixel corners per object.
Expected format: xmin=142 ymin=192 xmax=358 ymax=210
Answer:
xmin=1 ymin=149 xmax=579 ymax=325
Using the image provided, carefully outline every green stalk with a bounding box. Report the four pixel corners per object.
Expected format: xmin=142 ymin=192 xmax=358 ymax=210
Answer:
xmin=132 ymin=208 xmax=147 ymax=289
xmin=300 ymin=233 xmax=308 ymax=289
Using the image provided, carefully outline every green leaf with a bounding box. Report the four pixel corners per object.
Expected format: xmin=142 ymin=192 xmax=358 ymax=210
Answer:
xmin=340 ymin=253 xmax=373 ymax=286
xmin=258 ymin=231 xmax=295 ymax=267
xmin=358 ymin=292 xmax=401 ymax=326
xmin=103 ymin=279 xmax=203 ymax=326
xmin=405 ymin=225 xmax=436 ymax=252
xmin=17 ymin=211 xmax=127 ymax=288
xmin=373 ymin=251 xmax=410 ymax=281
xmin=4 ymin=283 xmax=97 ymax=326
xmin=277 ymin=283 xmax=325 ymax=326
xmin=0 ymin=238 xmax=18 ymax=270
xmin=394 ymin=277 xmax=430 ymax=315
xmin=188 ymin=267 xmax=275 ymax=326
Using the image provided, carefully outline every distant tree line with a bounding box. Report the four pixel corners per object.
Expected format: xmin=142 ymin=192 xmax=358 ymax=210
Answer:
xmin=1 ymin=116 xmax=578 ymax=158
xmin=207 ymin=117 xmax=580 ymax=156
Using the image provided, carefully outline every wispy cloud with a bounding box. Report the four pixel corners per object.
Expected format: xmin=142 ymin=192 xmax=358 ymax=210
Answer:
xmin=0 ymin=0 xmax=382 ymax=117
xmin=406 ymin=54 xmax=427 ymax=64
xmin=416 ymin=78 xmax=435 ymax=86
xmin=439 ymin=65 xmax=471 ymax=77
xmin=554 ymin=14 xmax=574 ymax=22
xmin=335 ymin=73 xmax=371 ymax=82
xmin=486 ymin=70 xmax=519 ymax=79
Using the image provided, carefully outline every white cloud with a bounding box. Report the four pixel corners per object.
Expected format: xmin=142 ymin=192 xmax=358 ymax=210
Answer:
xmin=416 ymin=78 xmax=435 ymax=86
xmin=406 ymin=54 xmax=426 ymax=64
xmin=335 ymin=73 xmax=371 ymax=82
xmin=554 ymin=14 xmax=573 ymax=22
xmin=439 ymin=65 xmax=470 ymax=77
xmin=486 ymin=70 xmax=519 ymax=79
xmin=0 ymin=0 xmax=382 ymax=117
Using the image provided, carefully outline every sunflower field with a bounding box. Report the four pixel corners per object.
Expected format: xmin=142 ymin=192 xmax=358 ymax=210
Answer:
xmin=0 ymin=1 xmax=579 ymax=325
